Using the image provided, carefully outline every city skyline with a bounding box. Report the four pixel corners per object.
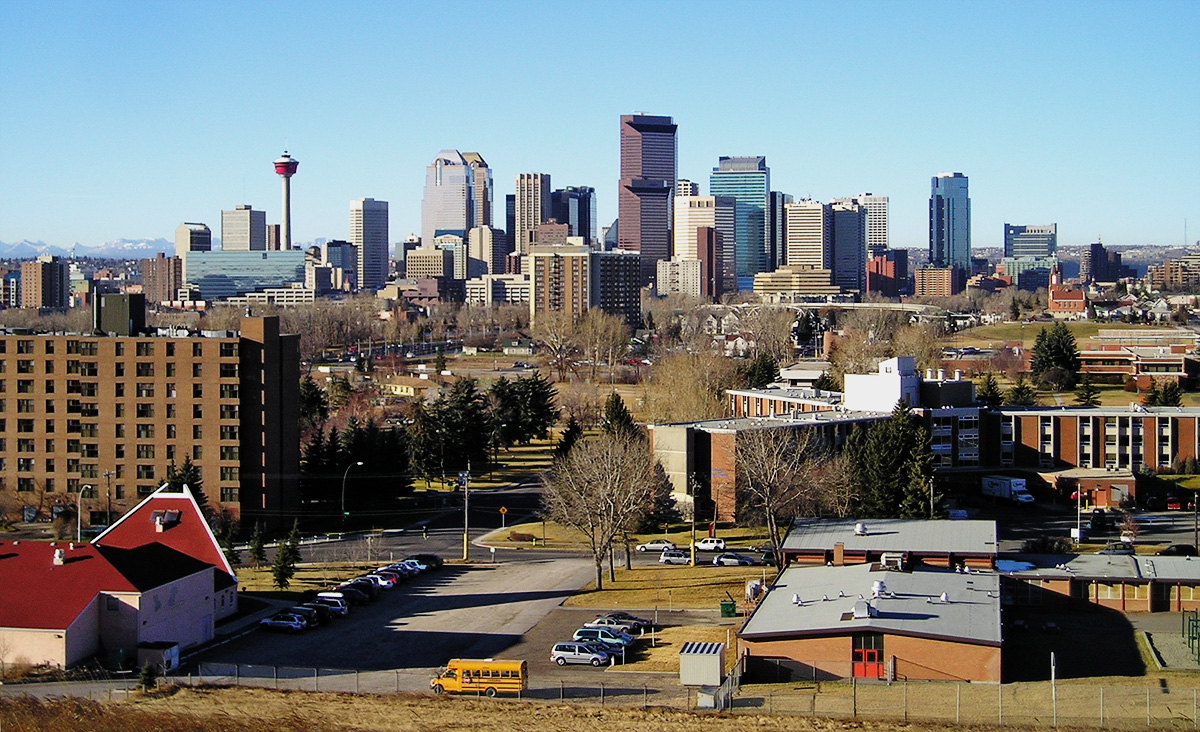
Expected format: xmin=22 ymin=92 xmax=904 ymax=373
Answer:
xmin=1 ymin=3 xmax=1196 ymax=251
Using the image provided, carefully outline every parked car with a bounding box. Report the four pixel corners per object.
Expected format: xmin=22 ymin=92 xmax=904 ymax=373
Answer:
xmin=573 ymin=627 xmax=634 ymax=648
xmin=372 ymin=569 xmax=406 ymax=584
xmin=405 ymin=553 xmax=443 ymax=570
xmin=299 ymin=602 xmax=337 ymax=624
xmin=551 ymin=642 xmax=608 ymax=667
xmin=320 ymin=588 xmax=368 ymax=606
xmin=312 ymin=596 xmax=350 ymax=616
xmin=1087 ymin=510 xmax=1110 ymax=533
xmin=596 ymin=611 xmax=650 ymax=631
xmin=636 ymin=539 xmax=676 ymax=553
xmin=287 ymin=606 xmax=321 ymax=628
xmin=583 ymin=616 xmax=638 ymax=633
xmin=338 ymin=580 xmax=379 ymax=600
xmin=713 ymin=552 xmax=757 ymax=566
xmin=692 ymin=538 xmax=726 ymax=552
xmin=1167 ymin=494 xmax=1184 ymax=511
xmin=1095 ymin=542 xmax=1136 ymax=555
xmin=361 ymin=574 xmax=396 ymax=590
xmin=659 ymin=550 xmax=689 ymax=565
xmin=260 ymin=613 xmax=306 ymax=633
xmin=761 ymin=551 xmax=778 ymax=567
xmin=1157 ymin=544 xmax=1199 ymax=556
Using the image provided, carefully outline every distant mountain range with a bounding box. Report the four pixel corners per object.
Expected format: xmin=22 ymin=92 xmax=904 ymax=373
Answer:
xmin=0 ymin=238 xmax=175 ymax=259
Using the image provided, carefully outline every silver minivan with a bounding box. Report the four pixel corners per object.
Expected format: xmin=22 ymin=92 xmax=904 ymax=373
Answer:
xmin=551 ymin=642 xmax=608 ymax=667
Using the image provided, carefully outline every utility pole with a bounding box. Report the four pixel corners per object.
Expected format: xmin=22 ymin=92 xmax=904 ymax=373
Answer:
xmin=102 ymin=470 xmax=114 ymax=525
xmin=461 ymin=463 xmax=471 ymax=562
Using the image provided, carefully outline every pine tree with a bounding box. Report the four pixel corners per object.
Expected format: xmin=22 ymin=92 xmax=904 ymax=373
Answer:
xmin=1143 ymin=380 xmax=1162 ymax=407
xmin=1160 ymin=381 xmax=1183 ymax=407
xmin=165 ymin=456 xmax=208 ymax=515
xmin=898 ymin=446 xmax=935 ymax=519
xmin=138 ymin=661 xmax=160 ymax=691
xmin=271 ymin=520 xmax=301 ymax=590
xmin=976 ymin=373 xmax=1004 ymax=408
xmin=435 ymin=348 xmax=447 ymax=374
xmin=636 ymin=462 xmax=683 ymax=532
xmin=812 ymin=373 xmax=838 ymax=392
xmin=740 ymin=353 xmax=779 ymax=389
xmin=1031 ymin=323 xmax=1080 ymax=390
xmin=248 ymin=522 xmax=267 ymax=568
xmin=1074 ymin=375 xmax=1101 ymax=407
xmin=600 ymin=392 xmax=639 ymax=440
xmin=846 ymin=401 xmax=930 ymax=517
xmin=555 ymin=415 xmax=583 ymax=457
xmin=1004 ymin=377 xmax=1039 ymax=406
xmin=298 ymin=374 xmax=328 ymax=430
xmin=219 ymin=526 xmax=241 ymax=568
xmin=1009 ymin=299 xmax=1021 ymax=321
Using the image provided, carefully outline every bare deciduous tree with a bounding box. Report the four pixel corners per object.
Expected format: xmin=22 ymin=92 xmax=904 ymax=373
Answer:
xmin=640 ymin=351 xmax=741 ymax=424
xmin=735 ymin=427 xmax=855 ymax=565
xmin=540 ymin=433 xmax=658 ymax=590
xmin=577 ymin=309 xmax=629 ymax=382
xmin=531 ymin=308 xmax=580 ymax=381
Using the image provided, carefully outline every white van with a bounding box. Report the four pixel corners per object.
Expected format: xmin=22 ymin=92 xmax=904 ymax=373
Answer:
xmin=313 ymin=595 xmax=350 ymax=616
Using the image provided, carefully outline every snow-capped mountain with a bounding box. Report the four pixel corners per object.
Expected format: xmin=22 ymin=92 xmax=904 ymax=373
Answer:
xmin=0 ymin=238 xmax=173 ymax=259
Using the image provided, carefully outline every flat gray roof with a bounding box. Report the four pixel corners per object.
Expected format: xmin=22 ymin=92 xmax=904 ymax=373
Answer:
xmin=783 ymin=518 xmax=998 ymax=556
xmin=739 ymin=564 xmax=1001 ymax=645
xmin=1006 ymin=554 xmax=1200 ymax=583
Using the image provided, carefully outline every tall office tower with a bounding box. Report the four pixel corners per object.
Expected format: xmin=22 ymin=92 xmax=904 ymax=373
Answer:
xmin=709 ymin=156 xmax=770 ymax=291
xmin=350 ymin=197 xmax=389 ymax=290
xmin=672 ymin=195 xmax=735 ymax=261
xmin=174 ymin=222 xmax=212 ymax=257
xmin=265 ymin=224 xmax=281 ymax=251
xmin=461 ymin=152 xmax=492 ymax=229
xmin=551 ymin=186 xmax=598 ymax=246
xmin=676 ymin=179 xmax=699 ymax=197
xmin=784 ymin=199 xmax=832 ymax=271
xmin=468 ymin=226 xmax=510 ymax=276
xmin=19 ymin=255 xmax=70 ymax=308
xmin=141 ymin=253 xmax=183 ymax=304
xmin=273 ymin=151 xmax=299 ymax=250
xmin=221 ymin=205 xmax=267 ymax=251
xmin=767 ymin=191 xmax=792 ymax=269
xmin=856 ymin=193 xmax=889 ymax=254
xmin=323 ymin=240 xmax=358 ymax=290
xmin=420 ymin=150 xmax=474 ymax=247
xmin=514 ymin=173 xmax=551 ymax=254
xmin=830 ymin=198 xmax=868 ymax=292
xmin=929 ymin=172 xmax=970 ymax=270
xmin=505 ymin=195 xmax=516 ymax=249
xmin=1004 ymin=223 xmax=1057 ymax=258
xmin=618 ymin=113 xmax=677 ymax=286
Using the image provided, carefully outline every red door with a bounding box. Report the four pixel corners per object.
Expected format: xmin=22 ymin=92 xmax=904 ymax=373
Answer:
xmin=852 ymin=648 xmax=884 ymax=678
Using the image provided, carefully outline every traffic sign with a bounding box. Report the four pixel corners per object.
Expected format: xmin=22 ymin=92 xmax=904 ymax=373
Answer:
xmin=499 ymin=507 xmax=508 ymax=515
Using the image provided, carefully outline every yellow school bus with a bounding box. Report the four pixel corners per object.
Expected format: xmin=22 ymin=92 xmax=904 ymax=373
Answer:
xmin=430 ymin=658 xmax=528 ymax=697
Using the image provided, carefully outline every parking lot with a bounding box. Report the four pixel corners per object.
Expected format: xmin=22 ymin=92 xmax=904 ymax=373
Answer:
xmin=196 ymin=556 xmax=594 ymax=684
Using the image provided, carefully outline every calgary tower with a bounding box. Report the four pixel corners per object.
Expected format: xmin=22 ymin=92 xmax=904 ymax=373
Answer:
xmin=273 ymin=151 xmax=299 ymax=249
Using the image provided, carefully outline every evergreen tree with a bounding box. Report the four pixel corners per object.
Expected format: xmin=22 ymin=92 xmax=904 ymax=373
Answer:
xmin=812 ymin=373 xmax=838 ymax=392
xmin=1031 ymin=323 xmax=1081 ymax=390
xmin=1004 ymin=377 xmax=1039 ymax=406
xmin=248 ymin=522 xmax=267 ymax=568
xmin=976 ymin=373 xmax=1004 ymax=408
xmin=1142 ymin=380 xmax=1162 ymax=407
xmin=846 ymin=401 xmax=931 ymax=517
xmin=1009 ymin=298 xmax=1021 ymax=321
xmin=165 ymin=456 xmax=209 ymax=514
xmin=438 ymin=378 xmax=492 ymax=471
xmin=636 ymin=462 xmax=683 ymax=532
xmin=600 ymin=392 xmax=640 ymax=440
xmin=219 ymin=525 xmax=241 ymax=568
xmin=435 ymin=348 xmax=447 ymax=374
xmin=271 ymin=519 xmax=301 ymax=589
xmin=1074 ymin=375 xmax=1101 ymax=407
xmin=740 ymin=353 xmax=779 ymax=389
xmin=298 ymin=375 xmax=328 ymax=431
xmin=555 ymin=415 xmax=583 ymax=458
xmin=1160 ymin=381 xmax=1184 ymax=408
xmin=897 ymin=443 xmax=935 ymax=519
xmin=327 ymin=375 xmax=353 ymax=410
xmin=513 ymin=371 xmax=558 ymax=443
xmin=138 ymin=661 xmax=160 ymax=691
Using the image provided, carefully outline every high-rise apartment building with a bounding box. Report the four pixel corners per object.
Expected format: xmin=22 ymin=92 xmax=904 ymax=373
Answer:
xmin=866 ymin=249 xmax=909 ymax=298
xmin=784 ymin=199 xmax=832 ymax=271
xmin=551 ymin=187 xmax=597 ymax=247
xmin=672 ymin=196 xmax=735 ymax=261
xmin=141 ymin=253 xmax=183 ymax=304
xmin=929 ymin=173 xmax=970 ymax=270
xmin=461 ymin=152 xmax=492 ymax=229
xmin=174 ymin=223 xmax=212 ymax=257
xmin=468 ymin=226 xmax=509 ymax=276
xmin=767 ymin=191 xmax=792 ymax=270
xmin=856 ymin=194 xmax=889 ymax=254
xmin=19 ymin=256 xmax=70 ymax=309
xmin=420 ymin=150 xmax=474 ymax=248
xmin=527 ymin=245 xmax=641 ymax=328
xmin=0 ymin=314 xmax=299 ymax=531
xmin=676 ymin=179 xmax=699 ymax=197
xmin=830 ymin=198 xmax=867 ymax=292
xmin=657 ymin=226 xmax=726 ymax=300
xmin=914 ymin=266 xmax=963 ymax=297
xmin=350 ymin=198 xmax=389 ymax=291
xmin=618 ymin=114 xmax=677 ymax=287
xmin=514 ymin=173 xmax=551 ymax=255
xmin=220 ymin=206 xmax=267 ymax=252
xmin=1004 ymin=223 xmax=1057 ymax=259
xmin=709 ymin=156 xmax=770 ymax=291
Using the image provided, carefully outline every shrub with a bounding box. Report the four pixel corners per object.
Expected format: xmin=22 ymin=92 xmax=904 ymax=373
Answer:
xmin=1021 ymin=536 xmax=1074 ymax=553
xmin=507 ymin=532 xmax=536 ymax=543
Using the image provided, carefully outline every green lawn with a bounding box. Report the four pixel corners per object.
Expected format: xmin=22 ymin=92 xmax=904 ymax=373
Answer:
xmin=953 ymin=321 xmax=1174 ymax=349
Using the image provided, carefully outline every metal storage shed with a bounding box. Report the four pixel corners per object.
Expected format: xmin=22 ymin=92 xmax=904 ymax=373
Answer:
xmin=679 ymin=641 xmax=724 ymax=686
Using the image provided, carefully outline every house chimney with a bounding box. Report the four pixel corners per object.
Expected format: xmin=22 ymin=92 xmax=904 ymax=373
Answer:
xmin=53 ymin=548 xmax=65 ymax=566
xmin=155 ymin=516 xmax=165 ymax=533
xmin=925 ymin=369 xmax=934 ymax=380
xmin=833 ymin=541 xmax=845 ymax=566
xmin=954 ymin=369 xmax=962 ymax=381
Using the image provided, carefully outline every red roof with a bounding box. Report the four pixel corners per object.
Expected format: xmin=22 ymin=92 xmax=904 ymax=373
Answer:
xmin=0 ymin=541 xmax=136 ymax=630
xmin=93 ymin=486 xmax=233 ymax=579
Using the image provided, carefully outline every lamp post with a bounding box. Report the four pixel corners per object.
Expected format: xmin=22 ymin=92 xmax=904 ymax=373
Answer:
xmin=688 ymin=476 xmax=699 ymax=567
xmin=102 ymin=470 xmax=114 ymax=525
xmin=340 ymin=461 xmax=364 ymax=528
xmin=77 ymin=484 xmax=93 ymax=543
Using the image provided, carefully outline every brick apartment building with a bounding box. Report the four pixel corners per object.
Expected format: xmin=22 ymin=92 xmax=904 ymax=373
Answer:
xmin=0 ymin=303 xmax=299 ymax=530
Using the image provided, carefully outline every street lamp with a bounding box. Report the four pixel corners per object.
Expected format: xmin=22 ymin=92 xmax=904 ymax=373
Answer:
xmin=77 ymin=484 xmax=94 ymax=543
xmin=102 ymin=470 xmax=114 ymax=525
xmin=340 ymin=462 xmax=364 ymax=527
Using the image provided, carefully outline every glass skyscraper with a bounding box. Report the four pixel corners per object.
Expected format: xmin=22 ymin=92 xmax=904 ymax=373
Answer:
xmin=929 ymin=172 xmax=970 ymax=270
xmin=1004 ymin=223 xmax=1057 ymax=258
xmin=421 ymin=150 xmax=474 ymax=247
xmin=618 ymin=114 xmax=676 ymax=287
xmin=709 ymin=156 xmax=769 ymax=291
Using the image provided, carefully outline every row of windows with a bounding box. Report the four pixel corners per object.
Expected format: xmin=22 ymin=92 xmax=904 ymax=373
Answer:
xmin=7 ymin=461 xmax=241 ymax=483
xmin=2 ymin=360 xmax=238 ymax=379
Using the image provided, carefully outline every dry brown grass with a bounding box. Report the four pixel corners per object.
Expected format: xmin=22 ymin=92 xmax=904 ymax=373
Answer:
xmin=492 ymin=520 xmax=769 ymax=550
xmin=235 ymin=562 xmax=382 ymax=600
xmin=564 ymin=564 xmax=771 ymax=610
xmin=615 ymin=624 xmax=739 ymax=673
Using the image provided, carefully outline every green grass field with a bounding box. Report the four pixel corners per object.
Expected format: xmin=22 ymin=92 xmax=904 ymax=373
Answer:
xmin=953 ymin=321 xmax=1174 ymax=349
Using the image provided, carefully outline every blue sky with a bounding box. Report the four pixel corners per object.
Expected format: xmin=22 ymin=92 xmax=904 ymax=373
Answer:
xmin=1 ymin=2 xmax=1197 ymax=251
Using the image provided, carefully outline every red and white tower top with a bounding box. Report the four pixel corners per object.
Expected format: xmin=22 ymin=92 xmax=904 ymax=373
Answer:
xmin=274 ymin=151 xmax=299 ymax=250
xmin=274 ymin=151 xmax=299 ymax=177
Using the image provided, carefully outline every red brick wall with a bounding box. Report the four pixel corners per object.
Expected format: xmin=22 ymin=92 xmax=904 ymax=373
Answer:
xmin=710 ymin=432 xmax=737 ymax=523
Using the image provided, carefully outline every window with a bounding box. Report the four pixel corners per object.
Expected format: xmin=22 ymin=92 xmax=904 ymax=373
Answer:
xmin=220 ymin=384 xmax=239 ymax=399
xmin=16 ymin=379 xmax=33 ymax=393
xmin=220 ymin=446 xmax=239 ymax=460
xmin=136 ymin=465 xmax=155 ymax=479
xmin=220 ymin=425 xmax=239 ymax=440
xmin=114 ymin=384 xmax=124 ymax=397
xmin=114 ymin=343 xmax=124 ymax=356
xmin=166 ymin=404 xmax=175 ymax=418
xmin=43 ymin=419 xmax=53 ymax=433
xmin=114 ymin=424 xmax=124 ymax=438
xmin=44 ymin=360 xmax=54 ymax=374
xmin=43 ymin=478 xmax=54 ymax=492
xmin=136 ymin=424 xmax=154 ymax=439
xmin=192 ymin=445 xmax=202 ymax=460
xmin=137 ymin=484 xmax=155 ymax=497
xmin=166 ymin=342 xmax=175 ymax=357
xmin=220 ymin=405 xmax=238 ymax=419
xmin=45 ymin=399 xmax=54 ymax=413
xmin=220 ymin=466 xmax=239 ymax=481
xmin=81 ymin=444 xmax=98 ymax=458
xmin=16 ymin=340 xmax=32 ymax=354
xmin=44 ymin=380 xmax=53 ymax=393
xmin=43 ymin=341 xmax=54 ymax=354
xmin=166 ymin=445 xmax=175 ymax=460
xmin=193 ymin=384 xmax=203 ymax=399
xmin=16 ymin=399 xmax=32 ymax=413
xmin=44 ymin=439 xmax=53 ymax=452
xmin=114 ymin=363 xmax=124 ymax=377
xmin=17 ymin=439 xmax=34 ymax=453
xmin=79 ymin=342 xmax=96 ymax=356
xmin=115 ymin=484 xmax=124 ymax=499
xmin=67 ymin=458 xmax=80 ymax=473
xmin=67 ymin=439 xmax=81 ymax=454
xmin=114 ymin=404 xmax=123 ymax=417
xmin=68 ymin=478 xmax=80 ymax=493
xmin=135 ymin=403 xmax=154 ymax=418
xmin=16 ymin=360 xmax=33 ymax=373
xmin=192 ymin=425 xmax=202 ymax=439
xmin=17 ymin=419 xmax=33 ymax=433
xmin=17 ymin=458 xmax=34 ymax=472
xmin=115 ymin=444 xmax=124 ymax=459
xmin=166 ymin=362 xmax=176 ymax=377
xmin=17 ymin=478 xmax=33 ymax=492
xmin=79 ymin=362 xmax=97 ymax=377
xmin=136 ymin=383 xmax=154 ymax=398
xmin=193 ymin=405 xmax=203 ymax=419
xmin=166 ymin=424 xmax=176 ymax=439
xmin=192 ymin=343 xmax=203 ymax=357
xmin=136 ymin=445 xmax=155 ymax=459
xmin=220 ymin=364 xmax=238 ymax=378
xmin=136 ymin=342 xmax=154 ymax=357
xmin=220 ymin=343 xmax=236 ymax=357
xmin=136 ymin=363 xmax=154 ymax=377
xmin=192 ymin=363 xmax=202 ymax=377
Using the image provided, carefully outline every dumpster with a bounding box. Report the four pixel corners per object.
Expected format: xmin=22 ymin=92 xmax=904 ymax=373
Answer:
xmin=719 ymin=600 xmax=736 ymax=617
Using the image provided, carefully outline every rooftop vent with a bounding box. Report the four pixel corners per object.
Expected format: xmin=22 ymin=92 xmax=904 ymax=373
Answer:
xmin=872 ymin=580 xmax=886 ymax=599
xmin=53 ymin=548 xmax=65 ymax=566
xmin=854 ymin=522 xmax=867 ymax=536
xmin=852 ymin=599 xmax=876 ymax=619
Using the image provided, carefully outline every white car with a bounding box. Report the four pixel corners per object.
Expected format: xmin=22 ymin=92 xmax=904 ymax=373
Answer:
xmin=659 ymin=550 xmax=689 ymax=565
xmin=692 ymin=537 xmax=726 ymax=552
xmin=361 ymin=574 xmax=395 ymax=590
xmin=583 ymin=616 xmax=638 ymax=633
xmin=636 ymin=539 xmax=676 ymax=553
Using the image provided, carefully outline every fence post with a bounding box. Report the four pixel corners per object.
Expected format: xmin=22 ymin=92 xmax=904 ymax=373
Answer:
xmin=600 ymin=683 xmax=605 ymax=706
xmin=1101 ymin=687 xmax=1105 ymax=726
xmin=273 ymin=665 xmax=278 ymax=689
xmin=396 ymin=670 xmax=400 ymax=693
xmin=852 ymin=676 xmax=857 ymax=718
xmin=560 ymin=681 xmax=564 ymax=701
xmin=1193 ymin=688 xmax=1196 ymax=729
xmin=998 ymin=682 xmax=1003 ymax=726
xmin=769 ymin=691 xmax=773 ymax=715
xmin=235 ymin=664 xmax=240 ymax=687
xmin=956 ymin=684 xmax=961 ymax=724
xmin=356 ymin=670 xmax=360 ymax=694
xmin=314 ymin=667 xmax=319 ymax=692
xmin=1148 ymin=688 xmax=1152 ymax=727
xmin=643 ymin=683 xmax=647 ymax=710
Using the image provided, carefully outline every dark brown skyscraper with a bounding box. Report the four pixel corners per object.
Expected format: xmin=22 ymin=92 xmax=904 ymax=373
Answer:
xmin=618 ymin=114 xmax=676 ymax=287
